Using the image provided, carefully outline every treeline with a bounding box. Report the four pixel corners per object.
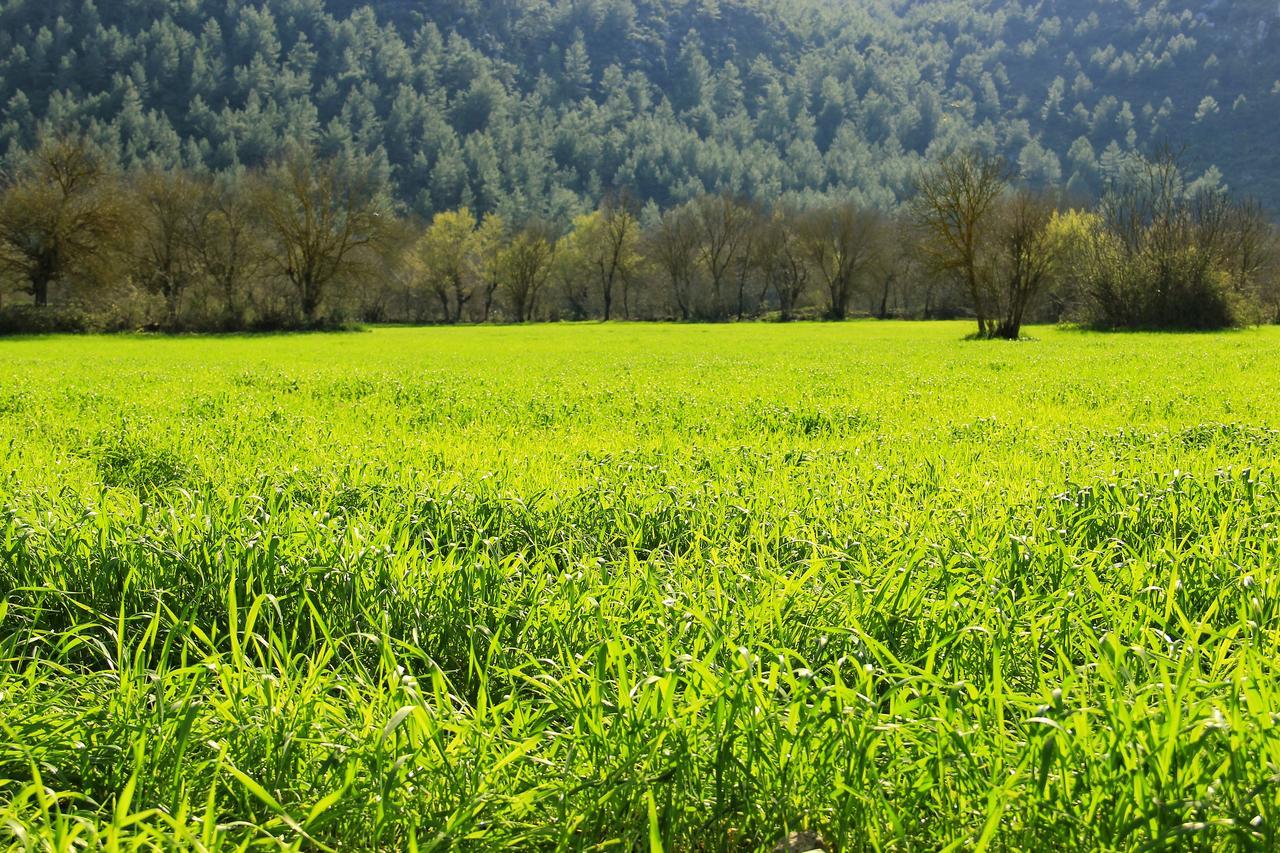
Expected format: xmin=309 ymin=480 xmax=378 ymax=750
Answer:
xmin=0 ymin=137 xmax=390 ymax=331
xmin=912 ymin=148 xmax=1279 ymax=336
xmin=1 ymin=136 xmax=1275 ymax=336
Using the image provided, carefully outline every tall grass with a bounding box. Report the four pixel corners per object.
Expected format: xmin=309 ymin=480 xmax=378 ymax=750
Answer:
xmin=2 ymin=323 xmax=1279 ymax=849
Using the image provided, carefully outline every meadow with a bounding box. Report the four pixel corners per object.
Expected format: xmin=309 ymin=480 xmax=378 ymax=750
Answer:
xmin=2 ymin=322 xmax=1280 ymax=851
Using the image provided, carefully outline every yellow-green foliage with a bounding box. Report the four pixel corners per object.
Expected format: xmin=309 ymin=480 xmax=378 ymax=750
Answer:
xmin=2 ymin=323 xmax=1280 ymax=850
xmin=1046 ymin=207 xmax=1103 ymax=249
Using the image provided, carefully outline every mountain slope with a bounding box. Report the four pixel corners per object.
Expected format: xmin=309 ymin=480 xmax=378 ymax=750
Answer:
xmin=0 ymin=0 xmax=1276 ymax=218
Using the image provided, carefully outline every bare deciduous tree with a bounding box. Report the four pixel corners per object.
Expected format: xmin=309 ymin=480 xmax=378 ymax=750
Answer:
xmin=0 ymin=135 xmax=124 ymax=307
xmin=871 ymin=216 xmax=921 ymax=319
xmin=257 ymin=146 xmax=390 ymax=324
xmin=987 ymin=190 xmax=1058 ymax=338
xmin=754 ymin=208 xmax=810 ymax=321
xmin=182 ymin=173 xmax=270 ymax=328
xmin=1221 ymin=198 xmax=1276 ymax=303
xmin=598 ymin=193 xmax=642 ymax=321
xmin=798 ymin=200 xmax=883 ymax=320
xmin=129 ymin=169 xmax=204 ymax=325
xmin=733 ymin=200 xmax=764 ymax=319
xmin=692 ymin=193 xmax=754 ymax=319
xmin=912 ymin=149 xmax=1012 ymax=337
xmin=647 ymin=204 xmax=700 ymax=320
xmin=500 ymin=223 xmax=556 ymax=322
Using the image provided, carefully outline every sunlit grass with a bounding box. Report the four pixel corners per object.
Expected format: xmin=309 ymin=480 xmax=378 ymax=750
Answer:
xmin=2 ymin=322 xmax=1280 ymax=850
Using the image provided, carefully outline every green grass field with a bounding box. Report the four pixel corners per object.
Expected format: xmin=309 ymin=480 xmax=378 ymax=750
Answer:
xmin=3 ymin=322 xmax=1280 ymax=850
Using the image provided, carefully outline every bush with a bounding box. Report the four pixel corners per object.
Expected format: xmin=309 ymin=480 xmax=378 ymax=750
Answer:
xmin=1069 ymin=243 xmax=1242 ymax=330
xmin=1049 ymin=151 xmax=1274 ymax=331
xmin=0 ymin=305 xmax=94 ymax=335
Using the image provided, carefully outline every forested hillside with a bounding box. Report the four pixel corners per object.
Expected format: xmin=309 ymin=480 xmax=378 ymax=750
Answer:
xmin=1 ymin=0 xmax=1277 ymax=220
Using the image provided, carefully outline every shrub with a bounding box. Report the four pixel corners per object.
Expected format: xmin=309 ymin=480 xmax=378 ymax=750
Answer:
xmin=0 ymin=304 xmax=93 ymax=335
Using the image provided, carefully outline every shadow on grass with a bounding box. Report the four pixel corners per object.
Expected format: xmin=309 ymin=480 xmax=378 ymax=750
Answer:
xmin=1055 ymin=321 xmax=1253 ymax=336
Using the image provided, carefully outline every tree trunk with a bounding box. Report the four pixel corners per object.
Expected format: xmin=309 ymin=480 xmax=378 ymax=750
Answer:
xmin=450 ymin=274 xmax=467 ymax=323
xmin=878 ymin=274 xmax=894 ymax=319
xmin=672 ymin=276 xmax=689 ymax=320
xmin=166 ymin=282 xmax=181 ymax=327
xmin=483 ymin=281 xmax=497 ymax=322
xmin=223 ymin=274 xmax=241 ymax=327
xmin=827 ymin=280 xmax=846 ymax=320
xmin=300 ymin=276 xmax=320 ymax=323
xmin=995 ymin=319 xmax=1020 ymax=340
xmin=31 ymin=276 xmax=50 ymax=307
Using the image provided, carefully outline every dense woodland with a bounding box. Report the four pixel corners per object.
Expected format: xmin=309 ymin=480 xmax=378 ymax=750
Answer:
xmin=3 ymin=0 xmax=1279 ymax=215
xmin=0 ymin=0 xmax=1278 ymax=332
